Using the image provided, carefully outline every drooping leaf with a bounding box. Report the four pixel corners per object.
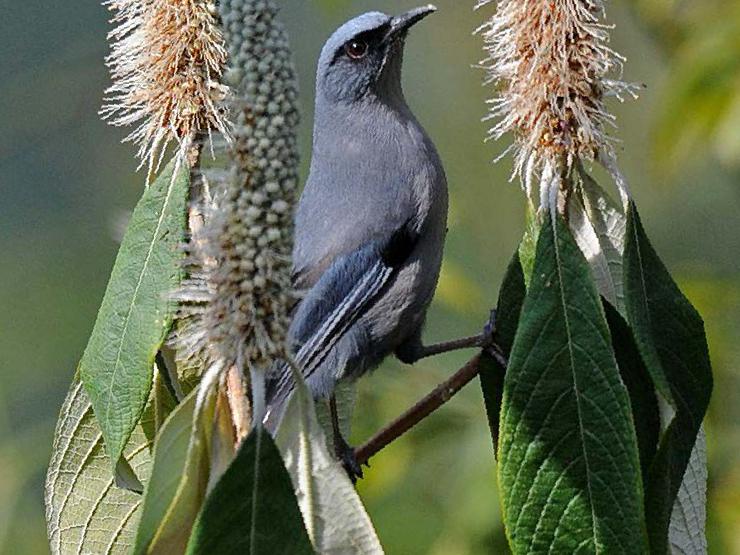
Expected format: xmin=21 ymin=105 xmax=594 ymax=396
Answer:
xmin=570 ymin=170 xmax=626 ymax=313
xmin=623 ymin=203 xmax=678 ymax=407
xmin=498 ymin=215 xmax=648 ymax=553
xmin=479 ymin=251 xmax=525 ymax=451
xmin=669 ymin=427 xmax=708 ymax=555
xmin=80 ymin=159 xmax=190 ymax=467
xmin=133 ymin=390 xmax=197 ymax=555
xmin=623 ymin=202 xmax=713 ymax=554
xmin=186 ymin=427 xmax=314 ymax=555
xmin=276 ymin=368 xmax=383 ymax=554
xmin=145 ymin=387 xmax=216 ymax=554
xmin=45 ymin=377 xmax=155 ymax=555
xmin=603 ymin=301 xmax=660 ymax=479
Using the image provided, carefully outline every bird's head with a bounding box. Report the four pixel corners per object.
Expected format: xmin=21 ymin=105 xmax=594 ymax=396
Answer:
xmin=315 ymin=5 xmax=436 ymax=105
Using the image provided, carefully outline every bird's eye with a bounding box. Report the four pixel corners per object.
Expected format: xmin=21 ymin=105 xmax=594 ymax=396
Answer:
xmin=345 ymin=40 xmax=368 ymax=60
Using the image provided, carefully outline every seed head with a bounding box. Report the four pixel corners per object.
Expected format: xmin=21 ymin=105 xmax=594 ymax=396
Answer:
xmin=173 ymin=0 xmax=299 ymax=383
xmin=477 ymin=0 xmax=638 ymax=206
xmin=101 ymin=0 xmax=231 ymax=171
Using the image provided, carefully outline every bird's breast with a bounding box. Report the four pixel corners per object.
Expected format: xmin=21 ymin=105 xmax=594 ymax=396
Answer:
xmin=294 ymin=106 xmax=448 ymax=290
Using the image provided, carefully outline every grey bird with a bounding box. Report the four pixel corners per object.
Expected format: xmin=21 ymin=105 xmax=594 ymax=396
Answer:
xmin=265 ymin=5 xmax=491 ymax=478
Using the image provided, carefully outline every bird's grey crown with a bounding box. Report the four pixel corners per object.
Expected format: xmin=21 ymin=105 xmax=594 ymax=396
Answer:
xmin=317 ymin=11 xmax=391 ymax=72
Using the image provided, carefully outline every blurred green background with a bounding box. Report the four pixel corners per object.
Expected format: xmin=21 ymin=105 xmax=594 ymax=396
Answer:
xmin=1 ymin=0 xmax=738 ymax=553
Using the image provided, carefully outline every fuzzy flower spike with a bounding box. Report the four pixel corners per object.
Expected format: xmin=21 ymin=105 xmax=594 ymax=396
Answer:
xmin=173 ymin=0 xmax=300 ymax=419
xmin=477 ymin=0 xmax=639 ymax=210
xmin=101 ymin=0 xmax=231 ymax=173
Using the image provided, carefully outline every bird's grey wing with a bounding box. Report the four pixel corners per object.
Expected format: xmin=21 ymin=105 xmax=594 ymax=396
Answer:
xmin=269 ymin=219 xmax=418 ymax=400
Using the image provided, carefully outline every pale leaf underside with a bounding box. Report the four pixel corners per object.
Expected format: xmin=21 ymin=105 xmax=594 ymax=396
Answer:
xmin=276 ymin=369 xmax=383 ymax=555
xmin=45 ymin=379 xmax=154 ymax=555
xmin=669 ymin=428 xmax=708 ymax=555
xmin=569 ymin=170 xmax=626 ymax=314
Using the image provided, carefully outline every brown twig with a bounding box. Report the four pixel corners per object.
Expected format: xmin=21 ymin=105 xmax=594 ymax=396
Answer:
xmin=354 ymin=346 xmax=508 ymax=467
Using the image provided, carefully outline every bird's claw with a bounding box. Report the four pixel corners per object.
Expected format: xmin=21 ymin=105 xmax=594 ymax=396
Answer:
xmin=481 ymin=308 xmax=509 ymax=365
xmin=334 ymin=436 xmax=364 ymax=483
xmin=481 ymin=308 xmax=498 ymax=348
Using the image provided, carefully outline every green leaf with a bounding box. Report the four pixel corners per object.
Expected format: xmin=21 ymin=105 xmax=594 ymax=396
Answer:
xmin=45 ymin=377 xmax=155 ymax=555
xmin=113 ymin=371 xmax=175 ymax=495
xmin=498 ymin=215 xmax=647 ymax=553
xmin=570 ymin=170 xmax=626 ymax=313
xmin=518 ymin=201 xmax=539 ymax=287
xmin=80 ymin=159 xmax=189 ymax=467
xmin=669 ymin=428 xmax=707 ymax=555
xmin=479 ymin=251 xmax=525 ymax=451
xmin=133 ymin=390 xmax=197 ymax=555
xmin=115 ymin=457 xmax=145 ymax=494
xmin=186 ymin=427 xmax=314 ymax=555
xmin=623 ymin=202 xmax=713 ymax=553
xmin=145 ymin=387 xmax=216 ymax=554
xmin=276 ymin=368 xmax=383 ymax=554
xmin=603 ymin=301 xmax=660 ymax=479
xmin=492 ymin=253 xmax=526 ymax=354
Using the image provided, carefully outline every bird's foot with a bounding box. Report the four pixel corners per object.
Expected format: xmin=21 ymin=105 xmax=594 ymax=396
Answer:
xmin=481 ymin=309 xmax=498 ymax=348
xmin=334 ymin=435 xmax=364 ymax=484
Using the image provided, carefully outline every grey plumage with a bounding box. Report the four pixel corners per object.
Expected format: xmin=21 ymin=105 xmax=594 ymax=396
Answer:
xmin=266 ymin=6 xmax=447 ymax=425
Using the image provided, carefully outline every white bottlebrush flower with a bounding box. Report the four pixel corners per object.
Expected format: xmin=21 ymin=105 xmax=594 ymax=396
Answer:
xmin=173 ymin=0 xmax=300 ymax=410
xmin=477 ymin=0 xmax=639 ymax=208
xmin=101 ymin=0 xmax=231 ymax=172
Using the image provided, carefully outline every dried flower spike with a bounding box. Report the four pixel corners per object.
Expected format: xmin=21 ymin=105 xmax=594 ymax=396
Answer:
xmin=101 ymin=0 xmax=230 ymax=171
xmin=174 ymin=0 xmax=300 ymax=401
xmin=477 ymin=0 xmax=639 ymax=207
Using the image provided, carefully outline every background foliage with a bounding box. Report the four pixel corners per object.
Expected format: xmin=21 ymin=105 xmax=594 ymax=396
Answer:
xmin=1 ymin=0 xmax=739 ymax=553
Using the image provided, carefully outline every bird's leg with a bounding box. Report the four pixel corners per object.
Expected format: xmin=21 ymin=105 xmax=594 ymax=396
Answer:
xmin=409 ymin=334 xmax=485 ymax=360
xmin=354 ymin=312 xmax=507 ymax=469
xmin=329 ymin=394 xmax=364 ymax=483
xmin=398 ymin=310 xmax=498 ymax=364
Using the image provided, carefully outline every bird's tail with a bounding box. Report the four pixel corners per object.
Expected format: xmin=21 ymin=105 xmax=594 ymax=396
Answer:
xmin=262 ymin=360 xmax=297 ymax=435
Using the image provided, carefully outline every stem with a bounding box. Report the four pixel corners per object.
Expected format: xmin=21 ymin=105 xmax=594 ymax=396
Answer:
xmin=354 ymin=346 xmax=507 ymax=467
xmin=225 ymin=365 xmax=252 ymax=444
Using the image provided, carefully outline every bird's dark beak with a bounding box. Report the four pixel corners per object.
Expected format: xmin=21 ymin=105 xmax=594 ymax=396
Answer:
xmin=386 ymin=4 xmax=437 ymax=40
